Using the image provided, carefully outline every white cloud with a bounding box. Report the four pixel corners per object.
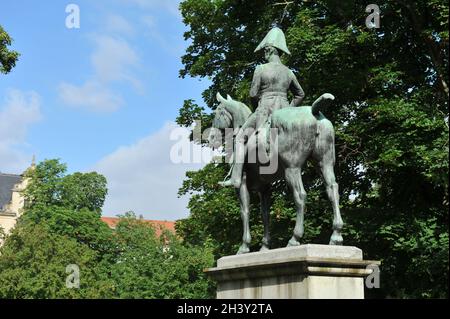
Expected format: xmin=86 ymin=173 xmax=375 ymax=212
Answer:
xmin=91 ymin=35 xmax=141 ymax=90
xmin=94 ymin=122 xmax=213 ymax=221
xmin=58 ymin=81 xmax=123 ymax=113
xmin=105 ymin=14 xmax=135 ymax=36
xmin=0 ymin=89 xmax=42 ymax=173
xmin=58 ymin=23 xmax=142 ymax=113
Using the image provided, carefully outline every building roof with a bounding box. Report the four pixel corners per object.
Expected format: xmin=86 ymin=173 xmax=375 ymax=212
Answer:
xmin=0 ymin=173 xmax=22 ymax=212
xmin=100 ymin=216 xmax=176 ymax=237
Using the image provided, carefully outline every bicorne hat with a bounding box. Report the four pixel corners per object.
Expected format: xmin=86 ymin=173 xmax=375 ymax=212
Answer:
xmin=254 ymin=27 xmax=291 ymax=55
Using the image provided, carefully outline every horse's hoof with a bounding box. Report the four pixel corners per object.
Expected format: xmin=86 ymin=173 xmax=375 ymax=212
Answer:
xmin=259 ymin=244 xmax=270 ymax=252
xmin=287 ymin=237 xmax=300 ymax=247
xmin=237 ymin=244 xmax=250 ymax=255
xmin=329 ymin=233 xmax=343 ymax=245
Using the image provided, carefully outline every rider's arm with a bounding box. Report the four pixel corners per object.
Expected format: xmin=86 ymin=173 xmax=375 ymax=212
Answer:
xmin=289 ymin=70 xmax=305 ymax=107
xmin=250 ymin=65 xmax=262 ymax=109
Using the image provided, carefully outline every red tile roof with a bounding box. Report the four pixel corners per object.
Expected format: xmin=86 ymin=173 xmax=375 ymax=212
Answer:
xmin=101 ymin=216 xmax=176 ymax=237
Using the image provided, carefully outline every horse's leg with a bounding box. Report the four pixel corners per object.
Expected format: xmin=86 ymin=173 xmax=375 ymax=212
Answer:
xmin=285 ymin=167 xmax=306 ymax=247
xmin=259 ymin=187 xmax=271 ymax=251
xmin=319 ymin=159 xmax=344 ymax=245
xmin=237 ymin=172 xmax=251 ymax=254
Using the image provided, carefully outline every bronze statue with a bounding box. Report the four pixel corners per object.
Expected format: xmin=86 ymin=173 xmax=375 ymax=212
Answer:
xmin=209 ymin=27 xmax=343 ymax=254
xmin=219 ymin=27 xmax=305 ymax=188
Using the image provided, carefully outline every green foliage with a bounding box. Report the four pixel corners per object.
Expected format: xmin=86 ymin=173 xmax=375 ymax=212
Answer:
xmin=0 ymin=159 xmax=214 ymax=299
xmin=24 ymin=159 xmax=107 ymax=213
xmin=0 ymin=223 xmax=113 ymax=298
xmin=177 ymin=0 xmax=449 ymax=298
xmin=0 ymin=25 xmax=19 ymax=74
xmin=60 ymin=172 xmax=108 ymax=212
xmin=21 ymin=204 xmax=115 ymax=257
xmin=110 ymin=213 xmax=215 ymax=298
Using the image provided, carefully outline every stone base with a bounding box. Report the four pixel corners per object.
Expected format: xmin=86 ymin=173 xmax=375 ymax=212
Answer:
xmin=205 ymin=244 xmax=380 ymax=299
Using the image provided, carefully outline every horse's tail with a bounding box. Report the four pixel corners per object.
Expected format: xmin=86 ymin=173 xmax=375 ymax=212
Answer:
xmin=311 ymin=93 xmax=335 ymax=116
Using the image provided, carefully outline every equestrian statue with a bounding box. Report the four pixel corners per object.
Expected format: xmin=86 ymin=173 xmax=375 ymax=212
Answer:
xmin=208 ymin=27 xmax=344 ymax=254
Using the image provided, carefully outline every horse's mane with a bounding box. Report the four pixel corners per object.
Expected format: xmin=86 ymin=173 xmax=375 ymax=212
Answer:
xmin=225 ymin=99 xmax=252 ymax=128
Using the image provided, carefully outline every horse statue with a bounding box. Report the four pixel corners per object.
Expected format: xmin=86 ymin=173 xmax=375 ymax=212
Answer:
xmin=208 ymin=92 xmax=344 ymax=254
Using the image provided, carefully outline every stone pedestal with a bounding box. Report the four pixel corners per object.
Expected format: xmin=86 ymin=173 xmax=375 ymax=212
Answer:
xmin=205 ymin=244 xmax=380 ymax=299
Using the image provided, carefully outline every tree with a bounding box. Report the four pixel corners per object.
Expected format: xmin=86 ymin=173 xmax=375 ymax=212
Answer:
xmin=0 ymin=25 xmax=19 ymax=74
xmin=0 ymin=160 xmax=116 ymax=297
xmin=0 ymin=159 xmax=214 ymax=298
xmin=110 ymin=213 xmax=215 ymax=299
xmin=24 ymin=159 xmax=107 ymax=213
xmin=21 ymin=160 xmax=114 ymax=255
xmin=176 ymin=0 xmax=449 ymax=298
xmin=0 ymin=223 xmax=114 ymax=298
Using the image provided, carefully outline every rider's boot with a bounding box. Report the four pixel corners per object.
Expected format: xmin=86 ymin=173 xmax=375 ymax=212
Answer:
xmin=219 ymin=163 xmax=243 ymax=188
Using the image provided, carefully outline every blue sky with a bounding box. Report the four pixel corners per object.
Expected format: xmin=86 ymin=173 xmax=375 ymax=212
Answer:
xmin=0 ymin=0 xmax=211 ymax=220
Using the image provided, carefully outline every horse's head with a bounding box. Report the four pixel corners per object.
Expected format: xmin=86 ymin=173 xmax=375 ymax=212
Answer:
xmin=208 ymin=92 xmax=252 ymax=149
xmin=209 ymin=92 xmax=252 ymax=150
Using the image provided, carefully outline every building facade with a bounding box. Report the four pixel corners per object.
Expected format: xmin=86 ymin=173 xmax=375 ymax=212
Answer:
xmin=0 ymin=173 xmax=27 ymax=244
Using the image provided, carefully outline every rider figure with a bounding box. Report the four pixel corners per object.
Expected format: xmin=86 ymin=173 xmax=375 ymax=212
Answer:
xmin=220 ymin=27 xmax=305 ymax=188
